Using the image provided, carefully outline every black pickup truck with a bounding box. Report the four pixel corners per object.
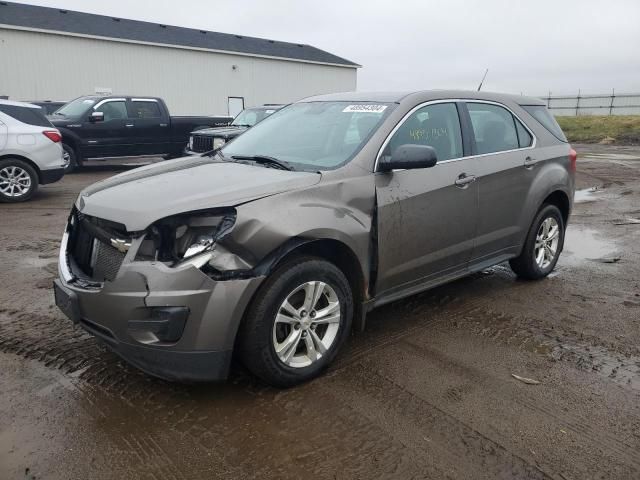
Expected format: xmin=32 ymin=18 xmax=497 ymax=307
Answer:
xmin=49 ymin=96 xmax=231 ymax=170
xmin=185 ymin=105 xmax=283 ymax=154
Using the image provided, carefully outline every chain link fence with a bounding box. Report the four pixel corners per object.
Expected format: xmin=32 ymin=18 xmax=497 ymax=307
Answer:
xmin=540 ymin=91 xmax=640 ymax=116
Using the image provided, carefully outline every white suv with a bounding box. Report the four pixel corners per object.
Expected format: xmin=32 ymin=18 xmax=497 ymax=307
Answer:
xmin=0 ymin=100 xmax=67 ymax=202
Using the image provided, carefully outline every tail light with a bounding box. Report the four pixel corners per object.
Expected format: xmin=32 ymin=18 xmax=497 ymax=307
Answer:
xmin=43 ymin=130 xmax=62 ymax=143
xmin=569 ymin=148 xmax=577 ymax=172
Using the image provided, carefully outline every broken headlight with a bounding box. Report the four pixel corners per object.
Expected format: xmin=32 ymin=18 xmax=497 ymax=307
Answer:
xmin=136 ymin=209 xmax=237 ymax=267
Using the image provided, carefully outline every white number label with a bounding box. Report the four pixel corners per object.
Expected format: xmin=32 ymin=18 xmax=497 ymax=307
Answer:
xmin=342 ymin=104 xmax=388 ymax=113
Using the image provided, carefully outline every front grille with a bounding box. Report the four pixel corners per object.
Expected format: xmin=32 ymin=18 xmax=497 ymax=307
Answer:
xmin=68 ymin=213 xmax=128 ymax=282
xmin=191 ymin=134 xmax=214 ymax=153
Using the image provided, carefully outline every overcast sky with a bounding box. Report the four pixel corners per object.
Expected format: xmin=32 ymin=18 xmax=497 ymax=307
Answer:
xmin=14 ymin=0 xmax=640 ymax=95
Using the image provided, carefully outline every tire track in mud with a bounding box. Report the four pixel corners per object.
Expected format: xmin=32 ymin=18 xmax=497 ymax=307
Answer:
xmin=333 ymin=266 xmax=539 ymax=374
xmin=2 ymin=260 xmax=639 ymax=477
xmin=395 ymin=338 xmax=640 ymax=477
xmin=323 ymin=364 xmax=552 ymax=480
xmin=459 ymin=305 xmax=640 ymax=392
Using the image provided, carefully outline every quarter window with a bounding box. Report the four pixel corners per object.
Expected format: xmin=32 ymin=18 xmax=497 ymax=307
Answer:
xmin=130 ymin=101 xmax=162 ymax=119
xmin=94 ymin=101 xmax=127 ymax=122
xmin=467 ymin=103 xmax=519 ymax=154
xmin=387 ymin=103 xmax=463 ymax=161
xmin=515 ymin=119 xmax=533 ymax=148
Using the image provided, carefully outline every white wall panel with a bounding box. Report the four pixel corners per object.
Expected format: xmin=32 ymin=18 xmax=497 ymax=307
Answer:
xmin=0 ymin=29 xmax=358 ymax=115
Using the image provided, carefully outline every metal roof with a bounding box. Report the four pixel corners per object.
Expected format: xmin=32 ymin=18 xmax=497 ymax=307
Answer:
xmin=0 ymin=1 xmax=360 ymax=68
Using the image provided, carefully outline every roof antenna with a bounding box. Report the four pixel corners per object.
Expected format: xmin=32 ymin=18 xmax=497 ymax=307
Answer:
xmin=477 ymin=68 xmax=489 ymax=91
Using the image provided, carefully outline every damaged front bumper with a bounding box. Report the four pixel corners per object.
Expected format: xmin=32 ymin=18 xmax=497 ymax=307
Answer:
xmin=54 ymin=229 xmax=264 ymax=382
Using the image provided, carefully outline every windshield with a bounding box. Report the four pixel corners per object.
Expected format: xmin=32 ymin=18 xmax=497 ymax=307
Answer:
xmin=231 ymin=108 xmax=277 ymax=127
xmin=54 ymin=97 xmax=98 ymax=117
xmin=222 ymin=102 xmax=392 ymax=170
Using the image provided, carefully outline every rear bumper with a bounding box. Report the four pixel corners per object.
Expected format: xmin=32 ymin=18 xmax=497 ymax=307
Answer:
xmin=40 ymin=167 xmax=65 ymax=185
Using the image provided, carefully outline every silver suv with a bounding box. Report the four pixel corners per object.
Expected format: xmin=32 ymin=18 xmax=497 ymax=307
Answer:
xmin=54 ymin=91 xmax=575 ymax=387
xmin=0 ymin=100 xmax=67 ymax=202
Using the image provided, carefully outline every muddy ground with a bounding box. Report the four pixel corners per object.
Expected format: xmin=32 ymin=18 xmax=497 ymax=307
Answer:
xmin=1 ymin=146 xmax=639 ymax=480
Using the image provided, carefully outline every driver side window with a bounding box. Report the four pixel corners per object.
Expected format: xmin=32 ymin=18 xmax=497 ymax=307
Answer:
xmin=388 ymin=103 xmax=463 ymax=161
xmin=95 ymin=101 xmax=127 ymax=122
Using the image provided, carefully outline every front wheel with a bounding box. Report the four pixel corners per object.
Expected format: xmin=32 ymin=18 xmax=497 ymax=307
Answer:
xmin=62 ymin=143 xmax=79 ymax=173
xmin=0 ymin=158 xmax=38 ymax=203
xmin=510 ymin=204 xmax=565 ymax=280
xmin=239 ymin=257 xmax=353 ymax=387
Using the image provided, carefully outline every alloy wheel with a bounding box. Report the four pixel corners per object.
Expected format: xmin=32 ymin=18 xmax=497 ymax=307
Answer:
xmin=534 ymin=217 xmax=560 ymax=269
xmin=62 ymin=150 xmax=71 ymax=168
xmin=0 ymin=166 xmax=32 ymax=198
xmin=272 ymin=281 xmax=341 ymax=368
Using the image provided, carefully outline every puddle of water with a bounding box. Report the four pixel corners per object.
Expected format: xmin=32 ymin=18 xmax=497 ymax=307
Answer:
xmin=574 ymin=187 xmax=601 ymax=203
xmin=20 ymin=256 xmax=56 ymax=269
xmin=561 ymin=227 xmax=619 ymax=265
xmin=551 ymin=344 xmax=640 ymax=390
xmin=583 ymin=153 xmax=640 ymax=161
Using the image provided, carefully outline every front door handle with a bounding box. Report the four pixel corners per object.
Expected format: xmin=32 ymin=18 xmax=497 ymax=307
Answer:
xmin=455 ymin=173 xmax=477 ymax=188
xmin=125 ymin=124 xmax=134 ymax=128
xmin=524 ymin=156 xmax=536 ymax=169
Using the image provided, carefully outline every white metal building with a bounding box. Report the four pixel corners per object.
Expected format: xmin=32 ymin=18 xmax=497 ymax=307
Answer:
xmin=0 ymin=2 xmax=360 ymax=116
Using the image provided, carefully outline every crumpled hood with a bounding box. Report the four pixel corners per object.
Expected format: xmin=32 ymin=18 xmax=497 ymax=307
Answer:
xmin=77 ymin=156 xmax=321 ymax=231
xmin=193 ymin=125 xmax=247 ymax=138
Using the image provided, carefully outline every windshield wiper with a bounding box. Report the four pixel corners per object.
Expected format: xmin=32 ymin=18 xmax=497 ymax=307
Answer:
xmin=231 ymin=124 xmax=253 ymax=128
xmin=231 ymin=155 xmax=294 ymax=171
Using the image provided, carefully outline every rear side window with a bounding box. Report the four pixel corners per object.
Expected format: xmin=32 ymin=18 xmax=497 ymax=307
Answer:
xmin=521 ymin=105 xmax=567 ymax=142
xmin=129 ymin=100 xmax=162 ymax=119
xmin=515 ymin=120 xmax=533 ymax=148
xmin=0 ymin=104 xmax=52 ymax=127
xmin=467 ymin=103 xmax=519 ymax=154
xmin=388 ymin=102 xmax=463 ymax=161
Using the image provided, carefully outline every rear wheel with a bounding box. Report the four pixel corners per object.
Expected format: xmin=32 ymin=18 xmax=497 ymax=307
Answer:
xmin=0 ymin=158 xmax=38 ymax=203
xmin=509 ymin=204 xmax=564 ymax=279
xmin=239 ymin=257 xmax=353 ymax=387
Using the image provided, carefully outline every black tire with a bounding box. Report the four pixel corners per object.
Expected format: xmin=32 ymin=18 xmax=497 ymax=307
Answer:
xmin=509 ymin=204 xmax=565 ymax=280
xmin=239 ymin=256 xmax=354 ymax=388
xmin=0 ymin=158 xmax=39 ymax=203
xmin=62 ymin=143 xmax=79 ymax=173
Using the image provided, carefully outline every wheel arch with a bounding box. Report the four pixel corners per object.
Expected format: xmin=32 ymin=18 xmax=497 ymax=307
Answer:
xmin=542 ymin=189 xmax=570 ymax=227
xmin=232 ymin=237 xmax=368 ymax=350
xmin=0 ymin=154 xmax=42 ymax=183
xmin=259 ymin=237 xmax=367 ymax=308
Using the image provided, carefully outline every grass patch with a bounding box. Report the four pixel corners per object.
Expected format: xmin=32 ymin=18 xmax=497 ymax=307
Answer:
xmin=556 ymin=115 xmax=640 ymax=145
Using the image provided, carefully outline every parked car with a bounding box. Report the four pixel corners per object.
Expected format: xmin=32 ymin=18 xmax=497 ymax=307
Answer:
xmin=49 ymin=95 xmax=232 ymax=171
xmin=26 ymin=100 xmax=68 ymax=115
xmin=0 ymin=100 xmax=66 ymax=202
xmin=54 ymin=90 xmax=575 ymax=387
xmin=185 ymin=105 xmax=283 ymax=154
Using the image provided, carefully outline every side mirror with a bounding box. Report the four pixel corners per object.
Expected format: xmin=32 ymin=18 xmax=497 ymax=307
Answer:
xmin=89 ymin=111 xmax=105 ymax=123
xmin=378 ymin=144 xmax=438 ymax=171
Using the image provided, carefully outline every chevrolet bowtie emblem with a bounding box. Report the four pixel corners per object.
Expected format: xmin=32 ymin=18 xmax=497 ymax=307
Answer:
xmin=110 ymin=238 xmax=131 ymax=253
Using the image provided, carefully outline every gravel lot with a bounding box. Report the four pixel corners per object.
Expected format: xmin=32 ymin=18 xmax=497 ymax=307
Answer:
xmin=1 ymin=146 xmax=639 ymax=479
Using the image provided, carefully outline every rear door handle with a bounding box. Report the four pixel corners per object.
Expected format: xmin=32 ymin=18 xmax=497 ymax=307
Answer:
xmin=455 ymin=173 xmax=477 ymax=188
xmin=524 ymin=156 xmax=536 ymax=169
xmin=125 ymin=124 xmax=134 ymax=128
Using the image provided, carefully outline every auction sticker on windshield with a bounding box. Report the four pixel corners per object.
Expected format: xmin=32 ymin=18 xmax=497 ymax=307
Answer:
xmin=342 ymin=105 xmax=388 ymax=113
